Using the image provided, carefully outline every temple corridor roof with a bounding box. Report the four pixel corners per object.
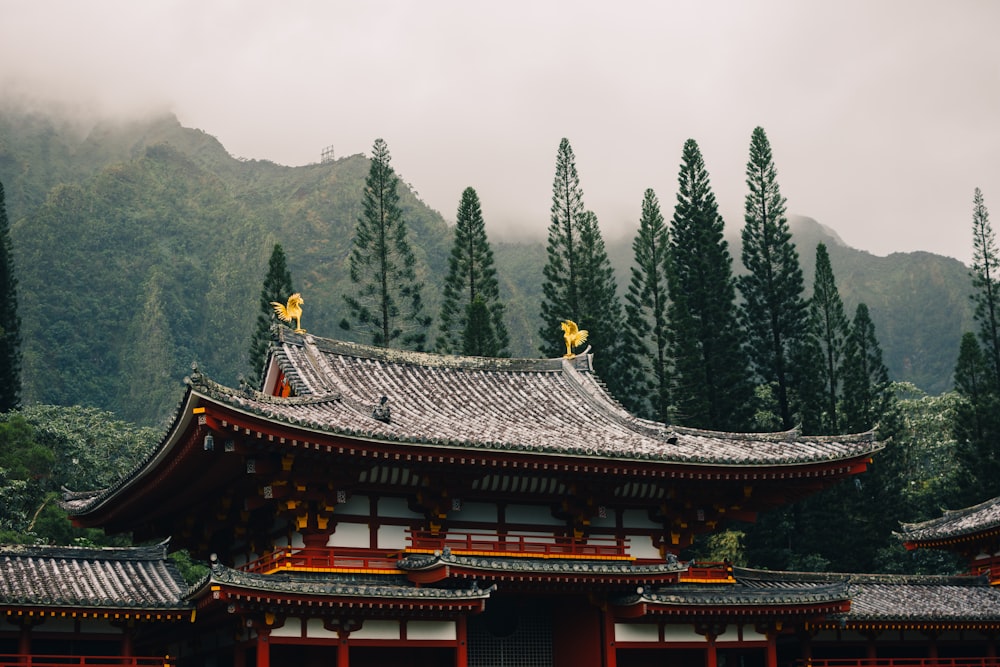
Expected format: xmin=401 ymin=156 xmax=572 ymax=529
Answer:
xmin=897 ymin=495 xmax=1000 ymax=546
xmin=0 ymin=543 xmax=190 ymax=613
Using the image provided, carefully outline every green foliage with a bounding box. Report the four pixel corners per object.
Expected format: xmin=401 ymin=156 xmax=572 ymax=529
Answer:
xmin=841 ymin=303 xmax=892 ymax=433
xmin=0 ymin=181 xmax=21 ymax=411
xmin=970 ymin=187 xmax=1000 ymax=389
xmin=248 ymin=244 xmax=294 ymax=387
xmin=538 ymin=140 xmax=630 ymax=399
xmin=623 ymin=188 xmax=670 ymax=420
xmin=0 ymin=406 xmax=154 ymax=545
xmin=168 ymin=549 xmax=211 ymax=585
xmin=539 ymin=138 xmax=586 ymax=357
xmin=738 ymin=127 xmax=809 ymax=429
xmin=436 ymin=187 xmax=509 ymax=357
xmin=667 ymin=139 xmax=752 ymax=430
xmin=805 ymin=243 xmax=849 ymax=434
xmin=342 ymin=139 xmax=432 ymax=350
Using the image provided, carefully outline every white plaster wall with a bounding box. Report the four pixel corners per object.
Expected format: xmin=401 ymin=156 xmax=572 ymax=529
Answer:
xmin=621 ymin=509 xmax=660 ymax=530
xmin=306 ymin=618 xmax=339 ymax=639
xmin=627 ymin=534 xmax=662 ymax=560
xmin=337 ymin=494 xmax=370 ymax=517
xmin=406 ymin=620 xmax=456 ymax=640
xmin=662 ymin=625 xmax=703 ymax=642
xmin=506 ymin=504 xmax=559 ymax=525
xmin=329 ymin=521 xmax=371 ymax=548
xmin=379 ymin=497 xmax=423 ymax=519
xmin=454 ymin=501 xmax=497 ymax=523
xmin=378 ymin=524 xmax=409 ymax=549
xmin=614 ymin=623 xmax=658 ymax=642
xmin=271 ymin=618 xmax=302 ymax=637
xmin=352 ymin=620 xmax=400 ymax=640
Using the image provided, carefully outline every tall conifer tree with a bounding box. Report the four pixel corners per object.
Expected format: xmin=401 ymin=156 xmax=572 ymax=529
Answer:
xmin=0 ymin=181 xmax=20 ymax=412
xmin=623 ymin=189 xmax=671 ymax=420
xmin=737 ymin=127 xmax=808 ymax=429
xmin=247 ymin=244 xmax=294 ymax=388
xmin=538 ymin=140 xmax=629 ymax=399
xmin=539 ymin=138 xmax=586 ymax=356
xmin=436 ymin=187 xmax=509 ymax=357
xmin=840 ymin=303 xmax=891 ymax=433
xmin=807 ymin=242 xmax=849 ymax=434
xmin=970 ymin=187 xmax=1000 ymax=391
xmin=952 ymin=332 xmax=1000 ymax=502
xmin=668 ymin=140 xmax=752 ymax=430
xmin=342 ymin=138 xmax=431 ymax=350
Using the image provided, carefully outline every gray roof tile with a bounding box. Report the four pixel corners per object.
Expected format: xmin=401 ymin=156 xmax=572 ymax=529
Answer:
xmin=897 ymin=496 xmax=1000 ymax=544
xmin=0 ymin=543 xmax=189 ymax=610
xmin=185 ymin=330 xmax=880 ymax=468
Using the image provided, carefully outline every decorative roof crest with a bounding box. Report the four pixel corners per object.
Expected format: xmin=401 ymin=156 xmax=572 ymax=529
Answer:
xmin=271 ymin=293 xmax=306 ymax=333
xmin=561 ymin=320 xmax=588 ymax=358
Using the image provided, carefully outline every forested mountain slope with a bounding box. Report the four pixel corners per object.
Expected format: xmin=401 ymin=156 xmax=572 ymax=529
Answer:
xmin=0 ymin=107 xmax=973 ymax=425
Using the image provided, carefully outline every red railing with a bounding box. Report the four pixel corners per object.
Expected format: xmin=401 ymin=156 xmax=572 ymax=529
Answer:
xmin=679 ymin=561 xmax=734 ymax=582
xmin=793 ymin=660 xmax=1000 ymax=667
xmin=971 ymin=555 xmax=1000 ymax=584
xmin=242 ymin=547 xmax=401 ymax=574
xmin=407 ymin=530 xmax=631 ymax=559
xmin=0 ymin=657 xmax=169 ymax=667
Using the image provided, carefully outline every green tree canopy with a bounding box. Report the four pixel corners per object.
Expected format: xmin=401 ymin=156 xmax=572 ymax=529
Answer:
xmin=737 ymin=127 xmax=808 ymax=429
xmin=248 ymin=244 xmax=294 ymax=388
xmin=623 ymin=188 xmax=671 ymax=420
xmin=807 ymin=242 xmax=849 ymax=434
xmin=668 ymin=139 xmax=752 ymax=431
xmin=436 ymin=187 xmax=509 ymax=357
xmin=342 ymin=138 xmax=431 ymax=350
xmin=0 ymin=181 xmax=21 ymax=412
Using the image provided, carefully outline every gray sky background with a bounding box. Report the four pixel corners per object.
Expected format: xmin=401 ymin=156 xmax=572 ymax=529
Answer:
xmin=2 ymin=0 xmax=998 ymax=264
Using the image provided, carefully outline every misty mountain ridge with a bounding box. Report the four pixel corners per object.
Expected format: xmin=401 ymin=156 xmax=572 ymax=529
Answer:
xmin=0 ymin=108 xmax=973 ymax=424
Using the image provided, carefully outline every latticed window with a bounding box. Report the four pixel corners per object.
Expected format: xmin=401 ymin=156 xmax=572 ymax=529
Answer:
xmin=468 ymin=602 xmax=553 ymax=667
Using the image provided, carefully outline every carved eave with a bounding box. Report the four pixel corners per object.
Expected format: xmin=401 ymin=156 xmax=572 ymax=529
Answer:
xmin=191 ymin=562 xmax=492 ymax=619
xmin=610 ymin=582 xmax=851 ymax=621
xmin=396 ymin=551 xmax=686 ymax=588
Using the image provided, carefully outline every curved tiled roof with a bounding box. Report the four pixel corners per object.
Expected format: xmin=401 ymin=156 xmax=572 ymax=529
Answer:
xmin=616 ymin=581 xmax=849 ymax=609
xmin=203 ymin=562 xmax=491 ymax=601
xmin=0 ymin=543 xmax=189 ymax=611
xmin=397 ymin=550 xmax=685 ymax=577
xmin=185 ymin=329 xmax=880 ymax=467
xmin=738 ymin=568 xmax=1000 ymax=623
xmin=896 ymin=496 xmax=1000 ymax=545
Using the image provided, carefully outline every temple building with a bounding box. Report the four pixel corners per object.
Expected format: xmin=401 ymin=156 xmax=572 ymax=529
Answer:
xmin=1 ymin=324 xmax=999 ymax=666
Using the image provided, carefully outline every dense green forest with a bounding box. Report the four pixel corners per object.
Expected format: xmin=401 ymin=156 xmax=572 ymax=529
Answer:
xmin=0 ymin=107 xmax=973 ymax=427
xmin=0 ymin=105 xmax=989 ymax=575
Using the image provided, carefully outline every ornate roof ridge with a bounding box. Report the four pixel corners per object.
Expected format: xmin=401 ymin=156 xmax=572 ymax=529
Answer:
xmin=397 ymin=550 xmax=684 ymax=575
xmin=277 ymin=327 xmax=568 ymax=373
xmin=734 ymin=566 xmax=987 ymax=587
xmin=206 ymin=560 xmax=493 ymax=599
xmin=188 ymin=363 xmax=339 ymax=405
xmin=0 ymin=541 xmax=170 ymax=562
xmin=897 ymin=495 xmax=1000 ymax=538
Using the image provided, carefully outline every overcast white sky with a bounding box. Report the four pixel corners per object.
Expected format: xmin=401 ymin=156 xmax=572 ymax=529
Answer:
xmin=2 ymin=0 xmax=998 ymax=264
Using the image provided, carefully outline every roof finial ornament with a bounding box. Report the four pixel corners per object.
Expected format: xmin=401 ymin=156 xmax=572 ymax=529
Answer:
xmin=271 ymin=293 xmax=306 ymax=333
xmin=372 ymin=395 xmax=391 ymax=423
xmin=561 ymin=320 xmax=588 ymax=358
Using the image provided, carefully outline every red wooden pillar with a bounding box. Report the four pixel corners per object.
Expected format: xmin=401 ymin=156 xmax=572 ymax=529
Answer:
xmin=256 ymin=628 xmax=271 ymax=667
xmin=121 ymin=626 xmax=134 ymax=657
xmin=17 ymin=623 xmax=30 ymax=656
xmin=766 ymin=632 xmax=777 ymax=667
xmin=455 ymin=615 xmax=468 ymax=667
xmin=601 ymin=608 xmax=617 ymax=667
xmin=705 ymin=634 xmax=718 ymax=667
xmin=337 ymin=630 xmax=350 ymax=667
